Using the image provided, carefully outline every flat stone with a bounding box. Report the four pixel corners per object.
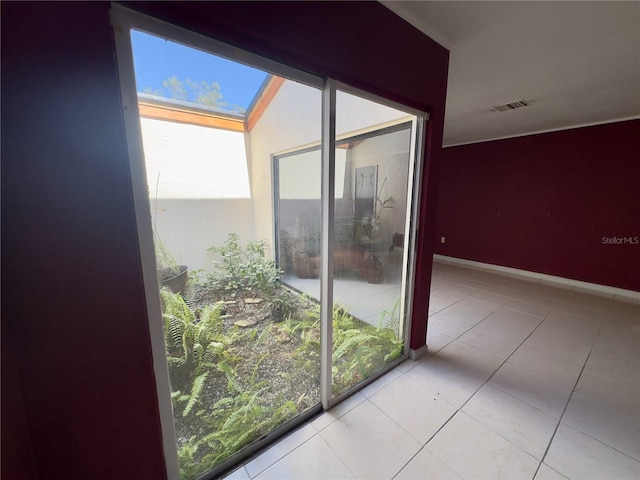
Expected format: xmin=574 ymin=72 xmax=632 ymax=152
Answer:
xmin=244 ymin=298 xmax=264 ymax=304
xmin=234 ymin=319 xmax=256 ymax=328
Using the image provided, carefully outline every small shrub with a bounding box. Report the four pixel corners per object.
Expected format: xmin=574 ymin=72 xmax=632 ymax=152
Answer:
xmin=207 ymin=233 xmax=282 ymax=296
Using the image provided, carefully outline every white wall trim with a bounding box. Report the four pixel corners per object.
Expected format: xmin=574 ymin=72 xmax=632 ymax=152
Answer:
xmin=409 ymin=345 xmax=429 ymax=360
xmin=433 ymin=254 xmax=640 ymax=304
xmin=443 ymin=115 xmax=640 ymax=148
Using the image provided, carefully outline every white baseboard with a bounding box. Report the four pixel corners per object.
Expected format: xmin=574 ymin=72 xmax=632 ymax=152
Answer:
xmin=433 ymin=254 xmax=640 ymax=304
xmin=409 ymin=345 xmax=429 ymax=360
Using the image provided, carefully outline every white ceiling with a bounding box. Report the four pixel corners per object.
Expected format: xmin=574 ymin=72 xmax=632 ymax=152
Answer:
xmin=383 ymin=1 xmax=640 ymax=146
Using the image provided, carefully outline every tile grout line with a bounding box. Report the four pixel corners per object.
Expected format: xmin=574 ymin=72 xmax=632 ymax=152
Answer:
xmin=415 ymin=271 xmax=630 ymax=477
xmin=243 ymin=426 xmax=319 ymax=479
xmin=247 ymin=308 xmax=461 ymax=480
xmin=425 ymin=268 xmax=638 ymax=479
xmin=531 ymin=323 xmax=603 ymax=479
xmin=313 ymin=426 xmax=359 ymax=480
xmin=403 ymin=300 xmax=554 ymax=479
xmin=243 ymin=399 xmax=364 ymax=479
xmin=454 ymin=306 xmax=551 ymax=405
xmin=428 ymin=283 xmax=482 ymax=315
xmin=245 ymin=269 xmax=633 ymax=479
xmin=383 ymin=291 xmax=498 ymax=479
xmin=428 ymin=289 xmax=514 ymax=353
xmin=364 ymin=395 xmax=440 ymax=480
xmin=425 ymin=276 xmax=635 ymax=478
xmin=434 ymin=307 xmax=555 ymax=476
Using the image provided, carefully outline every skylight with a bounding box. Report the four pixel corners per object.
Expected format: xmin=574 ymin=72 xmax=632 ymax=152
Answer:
xmin=131 ymin=30 xmax=269 ymax=115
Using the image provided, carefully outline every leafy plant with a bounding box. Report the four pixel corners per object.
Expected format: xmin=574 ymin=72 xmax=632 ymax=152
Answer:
xmin=187 ymin=268 xmax=205 ymax=286
xmin=161 ymin=289 xmax=239 ymax=415
xmin=369 ymin=176 xmax=394 ymax=240
xmin=270 ymin=289 xmax=299 ymax=322
xmin=207 ymin=233 xmax=282 ymax=296
xmin=155 ymin=234 xmax=182 ymax=276
xmin=378 ymin=296 xmax=402 ymax=337
xmin=198 ymin=387 xmax=296 ymax=468
xmin=278 ymin=229 xmax=296 ymax=274
xmin=177 ymin=436 xmax=202 ymax=480
xmin=152 ymin=172 xmax=183 ymax=278
xmin=175 ymin=351 xmax=298 ymax=478
xmin=161 ymin=244 xmax=404 ymax=479
xmin=277 ymin=298 xmax=403 ymax=395
xmin=331 ymin=303 xmax=403 ymax=396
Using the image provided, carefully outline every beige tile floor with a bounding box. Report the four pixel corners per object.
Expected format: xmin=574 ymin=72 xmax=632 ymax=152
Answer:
xmin=225 ymin=261 xmax=640 ymax=479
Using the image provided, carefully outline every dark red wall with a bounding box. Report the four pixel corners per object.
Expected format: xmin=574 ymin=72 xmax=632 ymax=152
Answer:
xmin=435 ymin=120 xmax=640 ymax=292
xmin=1 ymin=2 xmax=448 ymax=478
xmin=2 ymin=333 xmax=38 ymax=480
xmin=1 ymin=2 xmax=168 ymax=478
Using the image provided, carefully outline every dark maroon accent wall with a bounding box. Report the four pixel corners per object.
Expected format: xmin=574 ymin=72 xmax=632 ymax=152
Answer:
xmin=2 ymin=2 xmax=168 ymax=478
xmin=2 ymin=1 xmax=448 ymax=477
xmin=435 ymin=120 xmax=640 ymax=292
xmin=2 ymin=332 xmax=38 ymax=480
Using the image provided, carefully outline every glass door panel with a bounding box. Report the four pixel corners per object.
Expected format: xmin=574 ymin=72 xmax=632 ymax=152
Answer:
xmin=116 ymin=10 xmax=426 ymax=475
xmin=276 ymin=148 xmax=322 ymax=290
xmin=331 ymin=90 xmax=415 ymax=398
xmin=130 ymin=29 xmax=323 ymax=478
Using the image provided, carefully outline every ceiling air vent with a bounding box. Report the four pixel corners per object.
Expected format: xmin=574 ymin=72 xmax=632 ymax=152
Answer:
xmin=491 ymin=100 xmax=529 ymax=112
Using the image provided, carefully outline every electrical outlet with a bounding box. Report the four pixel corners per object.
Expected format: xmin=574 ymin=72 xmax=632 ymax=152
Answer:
xmin=440 ymin=236 xmax=446 ymax=244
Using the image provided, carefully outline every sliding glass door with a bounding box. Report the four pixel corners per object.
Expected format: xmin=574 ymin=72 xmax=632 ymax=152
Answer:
xmin=131 ymin=40 xmax=325 ymax=480
xmin=113 ymin=6 xmax=425 ymax=479
xmin=275 ymin=88 xmax=421 ymax=401
xmin=330 ymin=91 xmax=417 ymax=399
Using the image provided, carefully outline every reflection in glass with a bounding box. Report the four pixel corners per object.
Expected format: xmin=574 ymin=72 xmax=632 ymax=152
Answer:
xmin=331 ymin=91 xmax=415 ymax=398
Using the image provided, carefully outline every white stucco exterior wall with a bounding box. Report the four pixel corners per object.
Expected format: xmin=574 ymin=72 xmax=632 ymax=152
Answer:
xmin=139 ymin=117 xmax=254 ymax=270
xmin=137 ymin=78 xmax=416 ymax=272
xmin=141 ymin=118 xmax=250 ymax=199
xmin=246 ymin=81 xmax=323 ymax=252
xmin=248 ymin=80 xmax=412 ymax=250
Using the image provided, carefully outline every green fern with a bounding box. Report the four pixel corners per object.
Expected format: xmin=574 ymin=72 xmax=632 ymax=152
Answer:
xmin=378 ymin=296 xmax=402 ymax=336
xmin=256 ymin=324 xmax=272 ymax=346
xmin=182 ymin=371 xmax=209 ymax=417
xmin=251 ymin=352 xmax=270 ymax=385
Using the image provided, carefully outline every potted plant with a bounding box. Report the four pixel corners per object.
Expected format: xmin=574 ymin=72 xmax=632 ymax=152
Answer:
xmin=361 ymin=176 xmax=393 ymax=284
xmin=155 ymin=234 xmax=188 ymax=294
xmin=152 ymin=174 xmax=188 ymax=294
xmin=364 ymin=251 xmax=384 ymax=284
xmin=292 ymin=231 xmax=321 ymax=279
xmin=271 ymin=294 xmax=295 ymax=323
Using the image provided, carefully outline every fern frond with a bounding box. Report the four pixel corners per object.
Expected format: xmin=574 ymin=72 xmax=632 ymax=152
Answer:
xmin=256 ymin=324 xmax=272 ymax=346
xmin=333 ymin=332 xmax=377 ymax=360
xmin=251 ymin=352 xmax=269 ymax=385
xmin=217 ymin=360 xmax=241 ymax=393
xmin=182 ymin=371 xmax=209 ymax=417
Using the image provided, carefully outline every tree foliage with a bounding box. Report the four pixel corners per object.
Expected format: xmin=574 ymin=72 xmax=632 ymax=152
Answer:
xmin=143 ymin=75 xmax=244 ymax=113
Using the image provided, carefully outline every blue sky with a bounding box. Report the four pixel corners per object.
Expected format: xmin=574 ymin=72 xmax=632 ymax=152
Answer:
xmin=130 ymin=30 xmax=268 ymax=110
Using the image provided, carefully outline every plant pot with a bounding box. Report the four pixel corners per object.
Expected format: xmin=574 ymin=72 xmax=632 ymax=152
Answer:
xmin=272 ymin=308 xmax=286 ymax=323
xmin=160 ymin=265 xmax=188 ymax=294
xmin=366 ymin=265 xmax=384 ymax=284
xmin=293 ymin=253 xmax=319 ymax=279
